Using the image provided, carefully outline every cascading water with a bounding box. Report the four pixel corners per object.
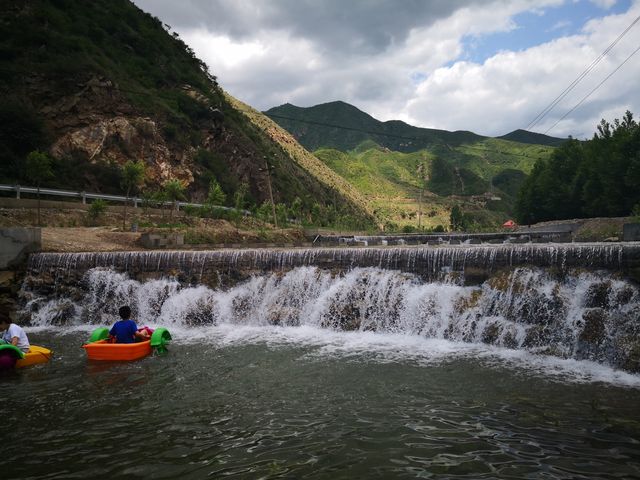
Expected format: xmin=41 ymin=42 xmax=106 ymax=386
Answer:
xmin=21 ymin=256 xmax=640 ymax=372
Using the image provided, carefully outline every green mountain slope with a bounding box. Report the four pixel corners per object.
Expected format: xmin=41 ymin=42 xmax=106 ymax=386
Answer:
xmin=265 ymin=101 xmax=485 ymax=152
xmin=266 ymin=102 xmax=557 ymax=230
xmin=498 ymin=129 xmax=568 ymax=147
xmin=0 ymin=0 xmax=375 ymax=229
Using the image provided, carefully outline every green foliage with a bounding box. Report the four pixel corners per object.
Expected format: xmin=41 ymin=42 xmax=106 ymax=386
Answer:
xmin=25 ymin=150 xmax=54 ymax=226
xmin=492 ymin=169 xmax=527 ymax=198
xmin=163 ymin=178 xmax=186 ymax=202
xmin=120 ymin=160 xmax=145 ymax=230
xmin=266 ymin=101 xmax=487 ymax=153
xmin=206 ymin=178 xmax=226 ymax=206
xmin=163 ymin=178 xmax=186 ymax=221
xmin=0 ymin=97 xmax=49 ymax=182
xmin=25 ymin=150 xmax=53 ymax=186
xmin=87 ymin=199 xmax=107 ymax=224
xmin=516 ymin=111 xmax=640 ymax=223
xmin=121 ymin=161 xmax=145 ymax=196
xmin=256 ymin=201 xmax=275 ymax=224
xmin=450 ymin=205 xmax=467 ymax=231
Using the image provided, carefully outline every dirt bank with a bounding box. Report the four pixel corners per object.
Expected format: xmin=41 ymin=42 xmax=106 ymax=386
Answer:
xmin=0 ymin=206 xmax=306 ymax=252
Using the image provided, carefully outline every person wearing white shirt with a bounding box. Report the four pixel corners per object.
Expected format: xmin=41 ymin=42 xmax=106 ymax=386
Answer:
xmin=0 ymin=314 xmax=30 ymax=353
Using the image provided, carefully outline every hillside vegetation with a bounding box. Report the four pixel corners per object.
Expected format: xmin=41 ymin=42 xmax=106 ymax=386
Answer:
xmin=267 ymin=102 xmax=558 ymax=230
xmin=516 ymin=111 xmax=640 ymax=224
xmin=0 ymin=0 xmax=375 ymax=230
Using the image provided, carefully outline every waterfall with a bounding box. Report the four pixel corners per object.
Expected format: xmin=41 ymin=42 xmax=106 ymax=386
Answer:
xmin=20 ymin=258 xmax=640 ymax=372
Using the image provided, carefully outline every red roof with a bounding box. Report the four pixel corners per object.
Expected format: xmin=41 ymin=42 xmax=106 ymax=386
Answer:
xmin=502 ymin=220 xmax=517 ymax=228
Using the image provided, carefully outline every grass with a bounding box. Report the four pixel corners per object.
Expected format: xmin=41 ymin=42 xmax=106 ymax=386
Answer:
xmin=313 ymin=139 xmax=553 ymax=231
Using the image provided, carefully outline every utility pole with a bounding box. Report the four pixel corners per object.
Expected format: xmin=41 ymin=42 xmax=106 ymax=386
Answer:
xmin=262 ymin=156 xmax=278 ymax=228
xmin=417 ymin=161 xmax=428 ymax=230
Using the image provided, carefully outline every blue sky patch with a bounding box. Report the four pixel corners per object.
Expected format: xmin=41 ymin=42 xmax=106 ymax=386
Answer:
xmin=461 ymin=0 xmax=632 ymax=63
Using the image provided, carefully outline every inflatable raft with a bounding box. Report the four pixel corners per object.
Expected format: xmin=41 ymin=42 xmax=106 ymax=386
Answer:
xmin=0 ymin=344 xmax=53 ymax=369
xmin=83 ymin=327 xmax=171 ymax=361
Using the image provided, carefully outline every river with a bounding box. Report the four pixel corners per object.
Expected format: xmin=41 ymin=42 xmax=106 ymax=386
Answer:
xmin=3 ymin=325 xmax=640 ymax=479
xmin=5 ymin=246 xmax=640 ymax=479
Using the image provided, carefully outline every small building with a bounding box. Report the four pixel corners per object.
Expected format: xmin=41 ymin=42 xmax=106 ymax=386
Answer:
xmin=502 ymin=219 xmax=517 ymax=229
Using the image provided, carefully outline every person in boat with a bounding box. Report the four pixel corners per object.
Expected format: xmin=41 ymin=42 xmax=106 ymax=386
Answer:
xmin=0 ymin=313 xmax=30 ymax=353
xmin=109 ymin=306 xmax=146 ymax=344
xmin=136 ymin=325 xmax=154 ymax=340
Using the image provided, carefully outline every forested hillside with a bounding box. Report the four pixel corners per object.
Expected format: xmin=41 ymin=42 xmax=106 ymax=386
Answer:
xmin=516 ymin=111 xmax=640 ymax=224
xmin=0 ymin=0 xmax=375 ymax=229
xmin=267 ymin=101 xmax=558 ymax=230
xmin=265 ymin=101 xmax=487 ymax=152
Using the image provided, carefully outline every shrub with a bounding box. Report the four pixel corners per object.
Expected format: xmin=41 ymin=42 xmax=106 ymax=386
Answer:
xmin=88 ymin=199 xmax=107 ymax=224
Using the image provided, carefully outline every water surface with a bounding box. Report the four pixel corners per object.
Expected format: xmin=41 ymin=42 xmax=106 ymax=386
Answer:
xmin=3 ymin=329 xmax=640 ymax=479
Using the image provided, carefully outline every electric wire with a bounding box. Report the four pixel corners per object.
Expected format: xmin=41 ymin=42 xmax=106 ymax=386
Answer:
xmin=544 ymin=43 xmax=640 ymax=135
xmin=525 ymin=13 xmax=640 ymax=132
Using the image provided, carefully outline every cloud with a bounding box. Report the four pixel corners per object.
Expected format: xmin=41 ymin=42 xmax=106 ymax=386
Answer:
xmin=133 ymin=0 xmax=640 ymax=138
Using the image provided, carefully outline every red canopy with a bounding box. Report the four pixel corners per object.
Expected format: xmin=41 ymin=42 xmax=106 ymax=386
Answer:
xmin=502 ymin=219 xmax=517 ymax=228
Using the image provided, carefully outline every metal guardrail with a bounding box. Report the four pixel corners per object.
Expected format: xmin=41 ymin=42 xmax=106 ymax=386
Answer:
xmin=0 ymin=183 xmax=250 ymax=214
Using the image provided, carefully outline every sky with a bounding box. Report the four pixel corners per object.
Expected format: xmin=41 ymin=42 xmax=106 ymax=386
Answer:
xmin=132 ymin=0 xmax=640 ymax=139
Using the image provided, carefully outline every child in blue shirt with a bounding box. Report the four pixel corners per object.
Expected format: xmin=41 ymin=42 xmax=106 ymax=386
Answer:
xmin=109 ymin=306 xmax=145 ymax=344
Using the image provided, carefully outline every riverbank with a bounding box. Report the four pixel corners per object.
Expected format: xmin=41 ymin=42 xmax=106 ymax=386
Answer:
xmin=0 ymin=206 xmax=306 ymax=252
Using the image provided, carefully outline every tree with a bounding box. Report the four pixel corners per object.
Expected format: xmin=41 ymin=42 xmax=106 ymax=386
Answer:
xmin=289 ymin=196 xmax=303 ymax=224
xmin=450 ymin=205 xmax=465 ymax=231
xmin=416 ymin=161 xmax=429 ymax=229
xmin=120 ymin=161 xmax=145 ymax=231
xmin=25 ymin=150 xmax=53 ymax=226
xmin=232 ymin=182 xmax=249 ymax=227
xmin=206 ymin=178 xmax=226 ymax=206
xmin=163 ymin=178 xmax=186 ymax=221
xmin=87 ymin=199 xmax=107 ymax=225
xmin=153 ymin=189 xmax=169 ymax=220
xmin=516 ymin=110 xmax=640 ymax=223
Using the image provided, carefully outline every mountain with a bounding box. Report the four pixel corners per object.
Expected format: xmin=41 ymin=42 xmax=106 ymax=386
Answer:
xmin=498 ymin=129 xmax=567 ymax=147
xmin=0 ymin=0 xmax=374 ymax=229
xmin=265 ymin=101 xmax=485 ymax=153
xmin=266 ymin=102 xmax=558 ymax=230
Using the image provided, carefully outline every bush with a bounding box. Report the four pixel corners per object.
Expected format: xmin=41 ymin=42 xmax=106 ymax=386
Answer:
xmin=88 ymin=199 xmax=107 ymax=224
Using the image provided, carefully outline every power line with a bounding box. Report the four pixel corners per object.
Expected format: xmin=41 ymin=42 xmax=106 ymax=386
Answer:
xmin=544 ymin=43 xmax=640 ymax=135
xmin=267 ymin=113 xmax=548 ymax=157
xmin=525 ymin=14 xmax=640 ymax=132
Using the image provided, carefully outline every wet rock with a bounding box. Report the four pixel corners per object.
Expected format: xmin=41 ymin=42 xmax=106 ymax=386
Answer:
xmin=575 ymin=308 xmax=607 ymax=360
xmin=482 ymin=323 xmax=500 ymax=344
xmin=614 ymin=337 xmax=640 ymax=373
xmin=267 ymin=306 xmax=300 ymax=326
xmin=454 ymin=289 xmax=482 ymax=316
xmin=522 ymin=325 xmax=549 ymax=348
xmin=584 ymin=281 xmax=611 ymax=309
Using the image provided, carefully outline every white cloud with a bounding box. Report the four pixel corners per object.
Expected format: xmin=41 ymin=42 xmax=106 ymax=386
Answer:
xmin=135 ymin=0 xmax=640 ymax=138
xmin=403 ymin=2 xmax=640 ymax=137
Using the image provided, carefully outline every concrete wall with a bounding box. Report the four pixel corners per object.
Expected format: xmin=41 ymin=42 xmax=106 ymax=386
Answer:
xmin=140 ymin=232 xmax=185 ymax=249
xmin=623 ymin=223 xmax=640 ymax=241
xmin=0 ymin=228 xmax=41 ymax=268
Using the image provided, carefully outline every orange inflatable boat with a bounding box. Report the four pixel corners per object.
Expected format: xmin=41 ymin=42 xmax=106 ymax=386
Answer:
xmin=82 ymin=327 xmax=171 ymax=361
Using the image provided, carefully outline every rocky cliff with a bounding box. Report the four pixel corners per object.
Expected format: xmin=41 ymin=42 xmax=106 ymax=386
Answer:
xmin=0 ymin=0 xmax=374 ymax=227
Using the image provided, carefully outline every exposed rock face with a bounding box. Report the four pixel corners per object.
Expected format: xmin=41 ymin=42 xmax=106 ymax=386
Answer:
xmin=50 ymin=115 xmax=192 ymax=185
